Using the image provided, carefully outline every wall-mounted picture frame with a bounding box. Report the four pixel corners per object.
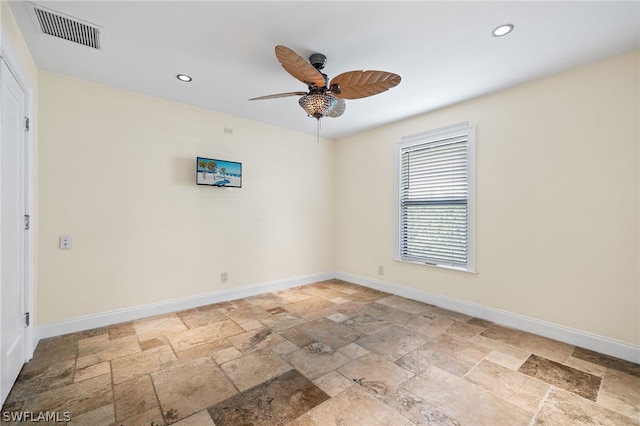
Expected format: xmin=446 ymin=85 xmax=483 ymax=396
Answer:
xmin=196 ymin=157 xmax=242 ymax=188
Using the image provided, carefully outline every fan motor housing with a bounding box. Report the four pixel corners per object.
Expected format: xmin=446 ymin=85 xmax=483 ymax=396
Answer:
xmin=309 ymin=53 xmax=327 ymax=70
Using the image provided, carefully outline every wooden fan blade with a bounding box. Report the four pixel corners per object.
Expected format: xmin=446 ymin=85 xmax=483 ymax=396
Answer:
xmin=329 ymin=70 xmax=401 ymax=99
xmin=249 ymin=91 xmax=307 ymax=101
xmin=275 ymin=45 xmax=326 ymax=88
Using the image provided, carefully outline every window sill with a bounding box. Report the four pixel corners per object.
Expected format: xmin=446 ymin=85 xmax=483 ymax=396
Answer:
xmin=394 ymin=257 xmax=477 ymax=274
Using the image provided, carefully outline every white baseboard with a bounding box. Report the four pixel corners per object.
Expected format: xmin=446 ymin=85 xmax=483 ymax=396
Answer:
xmin=37 ymin=271 xmax=335 ymax=341
xmin=336 ymin=272 xmax=640 ymax=364
xmin=35 ymin=270 xmax=639 ymax=364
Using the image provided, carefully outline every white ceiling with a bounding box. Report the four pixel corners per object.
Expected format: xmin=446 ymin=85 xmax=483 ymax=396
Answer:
xmin=8 ymin=1 xmax=640 ymax=139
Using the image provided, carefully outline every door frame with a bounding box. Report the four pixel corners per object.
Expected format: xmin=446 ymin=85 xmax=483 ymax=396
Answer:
xmin=0 ymin=30 xmax=35 ymax=388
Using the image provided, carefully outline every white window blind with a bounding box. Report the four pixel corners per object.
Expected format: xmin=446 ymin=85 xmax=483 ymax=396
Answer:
xmin=396 ymin=123 xmax=476 ymax=271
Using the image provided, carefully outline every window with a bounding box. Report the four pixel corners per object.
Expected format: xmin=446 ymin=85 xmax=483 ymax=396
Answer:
xmin=395 ymin=122 xmax=476 ymax=272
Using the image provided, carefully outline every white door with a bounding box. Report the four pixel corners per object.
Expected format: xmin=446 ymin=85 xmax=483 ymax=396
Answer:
xmin=0 ymin=59 xmax=26 ymax=404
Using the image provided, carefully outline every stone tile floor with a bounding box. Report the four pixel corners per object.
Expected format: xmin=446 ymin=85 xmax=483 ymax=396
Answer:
xmin=2 ymin=279 xmax=639 ymax=425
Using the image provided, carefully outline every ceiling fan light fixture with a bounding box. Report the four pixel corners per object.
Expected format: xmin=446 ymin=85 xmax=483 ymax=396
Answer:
xmin=298 ymin=93 xmax=338 ymax=119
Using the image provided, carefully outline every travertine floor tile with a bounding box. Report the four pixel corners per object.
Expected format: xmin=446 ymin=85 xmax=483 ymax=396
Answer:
xmin=403 ymin=366 xmax=532 ymax=425
xmin=534 ymin=387 xmax=637 ymax=425
xmin=338 ymin=352 xmax=414 ymax=400
xmin=284 ymin=296 xmax=336 ymax=318
xmin=172 ymin=409 xmax=216 ymax=426
xmin=469 ymin=333 xmax=530 ymax=366
xmin=134 ymin=314 xmax=188 ymax=341
xmin=220 ymin=350 xmax=291 ymax=391
xmin=464 ymin=359 xmax=549 ymax=414
xmin=211 ymin=346 xmax=244 ymax=364
xmin=167 ymin=319 xmax=244 ymax=352
xmin=177 ymin=307 xmax=228 ymax=329
xmin=225 ymin=306 xmax=273 ymax=324
xmin=152 ymin=356 xmax=237 ymax=424
xmin=5 ymin=358 xmax=74 ymax=403
xmin=519 ymin=354 xmax=601 ymax=401
xmin=378 ymin=307 xmax=419 ymax=327
xmin=284 ymin=342 xmax=350 ymax=380
xmin=398 ymin=342 xmax=478 ymax=377
xmin=108 ymin=322 xmax=136 ymax=340
xmin=139 ymin=336 xmax=169 ymax=351
xmin=116 ymin=407 xmax=164 ymax=426
xmin=288 ymin=385 xmax=414 ymax=426
xmin=376 ymin=295 xmax=432 ymax=315
xmin=338 ymin=342 xmax=370 ymax=359
xmin=362 ymin=301 xmax=396 ymax=319
xmin=480 ymin=324 xmax=574 ymax=363
xmin=326 ymin=312 xmax=350 ymax=322
xmin=259 ymin=310 xmax=307 ymax=332
xmin=597 ymin=369 xmax=640 ymax=419
xmin=239 ymin=319 xmax=264 ymax=331
xmin=175 ymin=338 xmax=233 ymax=362
xmin=113 ymin=375 xmax=158 ymax=420
xmin=111 ymin=344 xmax=177 ymax=384
xmin=76 ymin=334 xmax=141 ymax=369
xmin=24 ymin=373 xmax=112 ymax=418
xmin=356 ymin=325 xmax=427 ymax=361
xmin=466 ymin=317 xmax=493 ymax=328
xmin=572 ymin=346 xmax=640 ymax=378
xmin=280 ymin=317 xmax=362 ymax=349
xmin=303 ymin=283 xmax=352 ymax=301
xmin=384 ymin=387 xmax=460 ymax=426
xmin=313 ymin=371 xmax=354 ymax=397
xmin=67 ymin=403 xmax=114 ymax=426
xmin=484 ymin=349 xmax=528 ymax=370
xmin=73 ymin=361 xmax=110 ymax=383
xmin=27 ymin=336 xmax=79 ymax=367
xmin=245 ymin=292 xmax=290 ymax=309
xmin=227 ymin=327 xmax=286 ymax=353
xmin=564 ymin=355 xmax=608 ymax=377
xmin=341 ymin=313 xmax=392 ymax=335
xmin=445 ymin=320 xmax=485 ymax=340
xmin=269 ymin=339 xmax=300 ymax=355
xmin=424 ymin=334 xmax=492 ymax=367
xmin=275 ymin=287 xmax=315 ymax=303
xmin=427 ymin=305 xmax=473 ymax=322
xmin=209 ymin=369 xmax=329 ymax=425
xmin=406 ymin=315 xmax=454 ymax=338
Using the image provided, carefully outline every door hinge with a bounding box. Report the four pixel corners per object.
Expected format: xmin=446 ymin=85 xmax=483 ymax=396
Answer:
xmin=24 ymin=214 xmax=30 ymax=230
xmin=25 ymin=117 xmax=30 ymax=132
xmin=25 ymin=312 xmax=30 ymax=327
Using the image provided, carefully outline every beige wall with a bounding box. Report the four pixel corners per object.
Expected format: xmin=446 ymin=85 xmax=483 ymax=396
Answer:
xmin=336 ymin=51 xmax=640 ymax=346
xmin=37 ymin=72 xmax=335 ymax=324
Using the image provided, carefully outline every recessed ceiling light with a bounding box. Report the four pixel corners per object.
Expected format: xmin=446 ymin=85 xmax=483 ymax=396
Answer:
xmin=177 ymin=74 xmax=192 ymax=82
xmin=492 ymin=24 xmax=514 ymax=37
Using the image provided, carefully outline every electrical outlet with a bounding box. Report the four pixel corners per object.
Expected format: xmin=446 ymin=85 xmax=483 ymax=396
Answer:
xmin=221 ymin=272 xmax=228 ymax=283
xmin=378 ymin=265 xmax=384 ymax=275
xmin=60 ymin=235 xmax=72 ymax=249
xmin=224 ymin=127 xmax=233 ymax=134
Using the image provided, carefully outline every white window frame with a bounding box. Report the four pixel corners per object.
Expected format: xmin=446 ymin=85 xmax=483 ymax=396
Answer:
xmin=394 ymin=122 xmax=476 ymax=273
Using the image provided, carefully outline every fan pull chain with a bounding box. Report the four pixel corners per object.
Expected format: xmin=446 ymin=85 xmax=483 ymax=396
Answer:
xmin=316 ymin=118 xmax=321 ymax=144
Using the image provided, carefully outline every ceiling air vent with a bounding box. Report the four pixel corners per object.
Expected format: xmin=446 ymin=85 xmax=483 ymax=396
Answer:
xmin=31 ymin=4 xmax=102 ymax=50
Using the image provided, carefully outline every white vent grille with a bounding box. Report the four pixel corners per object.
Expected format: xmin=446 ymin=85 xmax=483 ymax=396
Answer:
xmin=32 ymin=5 xmax=102 ymax=50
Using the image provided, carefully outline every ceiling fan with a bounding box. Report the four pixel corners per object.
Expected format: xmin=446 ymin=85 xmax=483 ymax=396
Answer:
xmin=250 ymin=45 xmax=401 ymax=121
